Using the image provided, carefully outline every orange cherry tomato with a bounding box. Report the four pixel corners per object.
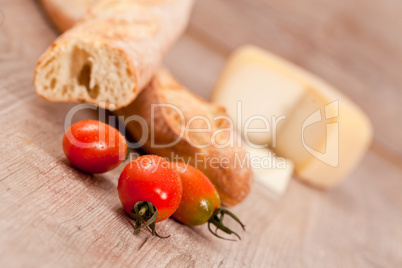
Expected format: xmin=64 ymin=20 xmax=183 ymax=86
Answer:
xmin=171 ymin=162 xmax=245 ymax=240
xmin=171 ymin=162 xmax=220 ymax=225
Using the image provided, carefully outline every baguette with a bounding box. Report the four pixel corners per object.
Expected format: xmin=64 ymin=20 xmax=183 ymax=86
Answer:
xmin=38 ymin=0 xmax=97 ymax=32
xmin=34 ymin=0 xmax=194 ymax=109
xmin=118 ymin=68 xmax=253 ymax=207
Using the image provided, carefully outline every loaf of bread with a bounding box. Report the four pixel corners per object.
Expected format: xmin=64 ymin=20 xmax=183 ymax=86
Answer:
xmin=118 ymin=68 xmax=253 ymax=207
xmin=35 ymin=0 xmax=194 ymax=109
xmin=38 ymin=0 xmax=97 ymax=32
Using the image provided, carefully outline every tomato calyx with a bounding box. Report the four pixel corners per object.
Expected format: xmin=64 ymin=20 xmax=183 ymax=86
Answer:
xmin=208 ymin=208 xmax=246 ymax=241
xmin=130 ymin=201 xmax=170 ymax=239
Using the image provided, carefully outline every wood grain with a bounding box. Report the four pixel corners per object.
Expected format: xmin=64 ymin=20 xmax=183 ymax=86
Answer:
xmin=0 ymin=0 xmax=401 ymax=267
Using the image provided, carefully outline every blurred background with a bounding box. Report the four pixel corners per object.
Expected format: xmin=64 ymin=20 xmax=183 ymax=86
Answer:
xmin=165 ymin=0 xmax=402 ymax=165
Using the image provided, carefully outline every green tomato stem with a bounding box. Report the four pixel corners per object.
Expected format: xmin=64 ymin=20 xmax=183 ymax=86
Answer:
xmin=138 ymin=205 xmax=148 ymax=216
xmin=130 ymin=201 xmax=170 ymax=239
xmin=208 ymin=207 xmax=246 ymax=241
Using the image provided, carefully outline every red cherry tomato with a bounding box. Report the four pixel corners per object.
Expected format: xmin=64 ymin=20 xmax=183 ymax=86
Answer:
xmin=171 ymin=162 xmax=245 ymax=240
xmin=63 ymin=120 xmax=127 ymax=174
xmin=117 ymin=155 xmax=183 ymax=237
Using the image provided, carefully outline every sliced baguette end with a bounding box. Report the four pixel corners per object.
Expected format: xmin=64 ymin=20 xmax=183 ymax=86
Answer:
xmin=34 ymin=39 xmax=137 ymax=109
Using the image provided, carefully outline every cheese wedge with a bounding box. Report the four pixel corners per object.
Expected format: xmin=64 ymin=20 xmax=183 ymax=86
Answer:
xmin=212 ymin=45 xmax=373 ymax=189
xmin=245 ymin=145 xmax=293 ymax=195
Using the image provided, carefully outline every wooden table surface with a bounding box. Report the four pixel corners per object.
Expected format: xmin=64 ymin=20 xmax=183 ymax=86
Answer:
xmin=1 ymin=0 xmax=402 ymax=267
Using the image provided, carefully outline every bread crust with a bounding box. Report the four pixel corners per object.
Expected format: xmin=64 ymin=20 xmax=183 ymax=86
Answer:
xmin=38 ymin=0 xmax=97 ymax=32
xmin=118 ymin=69 xmax=253 ymax=207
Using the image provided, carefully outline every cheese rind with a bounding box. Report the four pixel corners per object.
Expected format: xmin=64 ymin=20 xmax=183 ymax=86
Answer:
xmin=212 ymin=45 xmax=373 ymax=189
